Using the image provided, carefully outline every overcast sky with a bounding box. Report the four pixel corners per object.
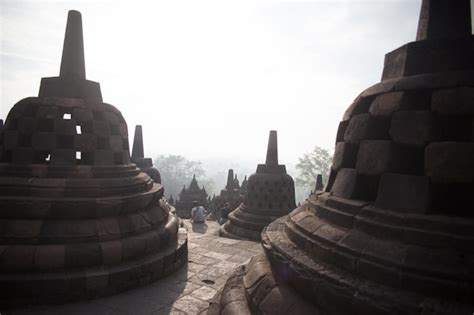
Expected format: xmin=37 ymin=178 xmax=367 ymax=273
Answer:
xmin=1 ymin=0 xmax=472 ymax=166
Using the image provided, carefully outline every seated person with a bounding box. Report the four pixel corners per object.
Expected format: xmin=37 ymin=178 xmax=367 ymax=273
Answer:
xmin=191 ymin=201 xmax=205 ymax=223
xmin=218 ymin=202 xmax=232 ymax=225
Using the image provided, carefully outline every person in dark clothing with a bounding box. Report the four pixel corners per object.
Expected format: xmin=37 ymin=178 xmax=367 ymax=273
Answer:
xmin=218 ymin=202 xmax=232 ymax=225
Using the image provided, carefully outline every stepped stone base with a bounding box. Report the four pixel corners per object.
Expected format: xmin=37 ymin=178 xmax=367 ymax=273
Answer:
xmin=219 ymin=204 xmax=282 ymax=241
xmin=0 ymin=223 xmax=187 ymax=308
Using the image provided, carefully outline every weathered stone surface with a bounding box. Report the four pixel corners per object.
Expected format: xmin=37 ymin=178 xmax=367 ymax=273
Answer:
xmin=389 ymin=110 xmax=435 ymax=146
xmin=213 ymin=2 xmax=474 ymax=314
xmin=0 ymin=10 xmax=186 ymax=307
xmin=369 ymin=91 xmax=404 ymax=116
xmin=425 ymin=142 xmax=474 ymax=182
xmin=375 ymin=173 xmax=431 ymax=212
xmin=432 ymin=86 xmax=474 ymax=115
xmin=356 ymin=140 xmax=392 ymax=175
xmin=332 ymin=142 xmax=358 ymax=170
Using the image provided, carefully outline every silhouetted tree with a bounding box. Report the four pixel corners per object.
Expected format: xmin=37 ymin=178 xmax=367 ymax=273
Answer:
xmin=154 ymin=155 xmax=214 ymax=199
xmin=295 ymin=146 xmax=332 ymax=201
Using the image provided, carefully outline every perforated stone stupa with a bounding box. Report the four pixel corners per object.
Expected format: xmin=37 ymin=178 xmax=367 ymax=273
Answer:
xmin=131 ymin=125 xmax=161 ymax=183
xmin=213 ymin=1 xmax=474 ymax=314
xmin=175 ymin=175 xmax=209 ymax=219
xmin=219 ymin=130 xmax=296 ymax=241
xmin=0 ymin=10 xmax=187 ymax=307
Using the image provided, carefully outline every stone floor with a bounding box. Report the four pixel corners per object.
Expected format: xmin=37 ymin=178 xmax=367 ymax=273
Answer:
xmin=5 ymin=220 xmax=263 ymax=315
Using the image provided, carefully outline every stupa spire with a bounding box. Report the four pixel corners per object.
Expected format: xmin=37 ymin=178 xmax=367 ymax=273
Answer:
xmin=416 ymin=0 xmax=472 ymax=41
xmin=132 ymin=125 xmax=144 ymax=159
xmin=226 ymin=169 xmax=234 ymax=190
xmin=265 ymin=130 xmax=278 ymax=165
xmin=314 ymin=174 xmax=323 ymax=191
xmin=60 ymin=10 xmax=86 ymax=79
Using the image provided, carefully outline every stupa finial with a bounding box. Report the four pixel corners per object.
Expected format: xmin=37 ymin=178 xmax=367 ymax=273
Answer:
xmin=416 ymin=0 xmax=472 ymax=41
xmin=132 ymin=125 xmax=144 ymax=159
xmin=265 ymin=130 xmax=278 ymax=166
xmin=60 ymin=10 xmax=86 ymax=79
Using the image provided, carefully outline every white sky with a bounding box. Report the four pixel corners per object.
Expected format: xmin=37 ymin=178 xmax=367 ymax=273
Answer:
xmin=1 ymin=0 xmax=472 ymax=165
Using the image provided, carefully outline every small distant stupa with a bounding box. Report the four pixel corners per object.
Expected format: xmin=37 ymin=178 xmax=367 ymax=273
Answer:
xmin=131 ymin=125 xmax=161 ymax=183
xmin=175 ymin=175 xmax=209 ymax=218
xmin=220 ymin=130 xmax=296 ymax=241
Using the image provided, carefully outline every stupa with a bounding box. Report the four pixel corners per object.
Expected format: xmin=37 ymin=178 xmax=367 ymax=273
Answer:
xmin=219 ymin=130 xmax=296 ymax=241
xmin=0 ymin=10 xmax=187 ymax=307
xmin=240 ymin=175 xmax=248 ymax=194
xmin=175 ymin=175 xmax=209 ymax=218
xmin=131 ymin=125 xmax=161 ymax=183
xmin=208 ymin=169 xmax=245 ymax=220
xmin=214 ymin=1 xmax=474 ymax=314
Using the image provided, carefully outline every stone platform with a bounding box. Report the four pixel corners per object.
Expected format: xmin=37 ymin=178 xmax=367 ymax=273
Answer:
xmin=4 ymin=220 xmax=263 ymax=315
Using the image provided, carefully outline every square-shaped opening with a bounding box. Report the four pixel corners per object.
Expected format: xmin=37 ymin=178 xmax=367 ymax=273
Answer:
xmin=63 ymin=113 xmax=72 ymax=120
xmin=76 ymin=125 xmax=82 ymax=134
xmin=76 ymin=151 xmax=82 ymax=160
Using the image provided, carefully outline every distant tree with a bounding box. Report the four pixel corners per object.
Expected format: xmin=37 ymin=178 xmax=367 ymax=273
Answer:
xmin=295 ymin=146 xmax=333 ymax=200
xmin=154 ymin=155 xmax=214 ymax=199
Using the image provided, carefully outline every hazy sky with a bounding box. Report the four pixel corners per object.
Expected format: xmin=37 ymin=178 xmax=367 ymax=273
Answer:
xmin=1 ymin=0 xmax=472 ymax=165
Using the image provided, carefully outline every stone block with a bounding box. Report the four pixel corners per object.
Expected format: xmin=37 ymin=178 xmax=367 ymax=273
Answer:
xmin=34 ymin=245 xmax=65 ymax=270
xmin=4 ymin=130 xmax=18 ymax=150
xmin=64 ymin=243 xmax=102 ymax=268
xmin=324 ymin=168 xmax=337 ymax=192
xmin=4 ymin=220 xmax=42 ymax=238
xmin=122 ymin=236 xmax=147 ymax=261
xmin=356 ymin=140 xmax=392 ymax=175
xmin=73 ymin=108 xmax=94 ymax=123
xmin=335 ymin=121 xmax=349 ymax=142
xmin=431 ymin=182 xmax=474 ymax=215
xmin=432 ymin=87 xmax=474 ymax=115
xmin=55 ymin=119 xmax=76 ymax=135
xmin=93 ymin=121 xmax=110 ymax=135
xmin=332 ymin=142 xmax=358 ymax=170
xmin=375 ymin=173 xmax=431 ymax=212
xmin=50 ymin=149 xmax=76 ymax=165
xmin=101 ymin=240 xmax=123 ymax=265
xmin=369 ymin=91 xmax=404 ymax=116
xmin=109 ymin=135 xmax=124 ymax=151
xmin=12 ymin=148 xmax=34 ymax=164
xmin=18 ymin=117 xmax=37 ymax=134
xmin=331 ymin=168 xmax=357 ymax=199
xmin=93 ymin=150 xmax=114 ymax=166
xmin=342 ymin=96 xmax=374 ymax=121
xmin=38 ymin=105 xmax=59 ymax=119
xmin=435 ymin=115 xmax=472 ymax=141
xmin=390 ymin=110 xmax=435 ymax=146
xmin=74 ymin=134 xmax=96 ymax=151
xmin=32 ymin=132 xmax=56 ymax=151
xmin=0 ymin=245 xmax=35 ymax=271
xmin=344 ymin=113 xmax=390 ymax=143
xmin=425 ymin=142 xmax=474 ymax=183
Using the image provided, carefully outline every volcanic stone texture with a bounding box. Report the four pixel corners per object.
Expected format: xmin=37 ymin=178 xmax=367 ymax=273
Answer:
xmin=0 ymin=97 xmax=187 ymax=308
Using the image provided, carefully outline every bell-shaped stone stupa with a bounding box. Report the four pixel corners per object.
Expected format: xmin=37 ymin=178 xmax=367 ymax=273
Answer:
xmin=213 ymin=1 xmax=474 ymax=314
xmin=0 ymin=10 xmax=187 ymax=307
